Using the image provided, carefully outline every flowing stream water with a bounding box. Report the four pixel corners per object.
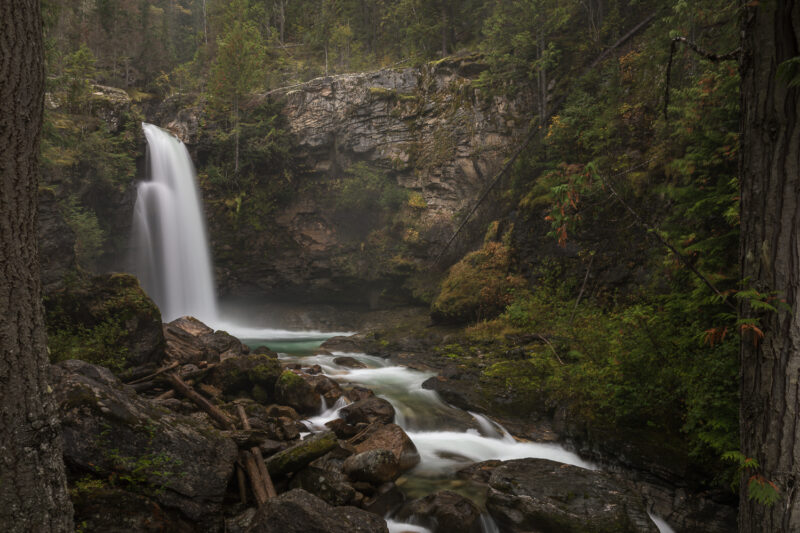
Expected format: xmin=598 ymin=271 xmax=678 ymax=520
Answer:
xmin=133 ymin=123 xmax=674 ymax=533
xmin=243 ymin=338 xmax=622 ymax=533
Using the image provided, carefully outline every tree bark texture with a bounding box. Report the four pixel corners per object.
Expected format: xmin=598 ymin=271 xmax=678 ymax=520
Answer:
xmin=739 ymin=1 xmax=800 ymax=531
xmin=0 ymin=1 xmax=74 ymax=531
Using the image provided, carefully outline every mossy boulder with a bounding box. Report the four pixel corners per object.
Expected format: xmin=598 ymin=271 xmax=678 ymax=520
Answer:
xmin=274 ymin=370 xmax=322 ymax=414
xmin=431 ymin=241 xmax=526 ymax=324
xmin=207 ymin=354 xmax=282 ymax=401
xmin=45 ymin=273 xmax=164 ymax=373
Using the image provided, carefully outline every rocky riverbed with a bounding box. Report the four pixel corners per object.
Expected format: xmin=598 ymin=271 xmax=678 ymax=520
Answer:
xmin=50 ymin=304 xmax=737 ymax=532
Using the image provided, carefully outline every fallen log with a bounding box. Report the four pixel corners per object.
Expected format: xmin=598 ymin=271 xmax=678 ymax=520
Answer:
xmin=237 ymin=404 xmax=277 ymax=499
xmin=126 ymin=361 xmax=179 ymax=385
xmin=242 ymin=450 xmax=269 ymax=506
xmin=167 ymin=373 xmax=235 ymax=430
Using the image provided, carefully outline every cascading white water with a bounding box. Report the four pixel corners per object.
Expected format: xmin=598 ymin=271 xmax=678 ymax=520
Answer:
xmin=131 ymin=123 xmax=218 ymax=323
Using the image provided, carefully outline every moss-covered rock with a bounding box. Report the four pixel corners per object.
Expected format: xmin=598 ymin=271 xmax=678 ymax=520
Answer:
xmin=45 ymin=273 xmax=164 ymax=373
xmin=431 ymin=241 xmax=526 ymax=324
xmin=207 ymin=354 xmax=282 ymax=401
xmin=274 ymin=370 xmax=322 ymax=414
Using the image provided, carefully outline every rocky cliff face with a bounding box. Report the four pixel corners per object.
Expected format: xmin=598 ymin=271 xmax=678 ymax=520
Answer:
xmin=199 ymin=55 xmax=535 ymax=306
xmin=39 ymin=56 xmax=535 ymax=308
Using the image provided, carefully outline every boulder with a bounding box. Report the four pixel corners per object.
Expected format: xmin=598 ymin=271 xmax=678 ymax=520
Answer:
xmin=289 ymin=465 xmax=356 ymax=506
xmin=245 ymin=489 xmax=389 ymax=533
xmin=45 ymin=274 xmax=164 ymax=372
xmin=71 ymin=485 xmax=194 ymax=533
xmin=266 ymin=431 xmax=339 ymax=477
xmin=361 ymin=481 xmax=405 ymax=517
xmin=305 ymin=373 xmax=344 ymax=403
xmin=395 ymin=490 xmax=482 ymax=533
xmin=486 ymin=459 xmax=658 ymax=533
xmin=340 ymin=396 xmax=395 ymax=425
xmin=207 ymin=354 xmax=282 ymax=401
xmin=349 ymin=423 xmax=420 ymax=472
xmin=333 ymin=356 xmax=367 ymax=368
xmin=345 ymin=386 xmax=375 ymax=402
xmin=343 ymin=449 xmax=400 ymax=484
xmin=52 ymin=360 xmax=237 ymax=529
xmin=164 ymin=317 xmax=247 ymax=365
xmin=274 ymin=370 xmax=322 ymax=414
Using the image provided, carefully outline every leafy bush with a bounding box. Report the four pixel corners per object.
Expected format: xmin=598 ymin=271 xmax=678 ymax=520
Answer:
xmin=431 ymin=241 xmax=526 ymax=323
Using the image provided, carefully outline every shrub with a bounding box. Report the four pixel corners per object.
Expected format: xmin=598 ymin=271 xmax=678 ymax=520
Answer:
xmin=431 ymin=241 xmax=526 ymax=323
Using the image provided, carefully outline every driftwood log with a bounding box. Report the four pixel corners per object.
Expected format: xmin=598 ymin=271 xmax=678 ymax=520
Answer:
xmin=237 ymin=404 xmax=277 ymax=500
xmin=167 ymin=373 xmax=235 ymax=430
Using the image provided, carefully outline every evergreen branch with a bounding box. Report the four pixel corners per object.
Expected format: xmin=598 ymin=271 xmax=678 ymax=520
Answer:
xmin=664 ymin=37 xmax=740 ymax=121
xmin=433 ymin=12 xmax=659 ymax=265
xmin=595 ymin=165 xmax=736 ymax=310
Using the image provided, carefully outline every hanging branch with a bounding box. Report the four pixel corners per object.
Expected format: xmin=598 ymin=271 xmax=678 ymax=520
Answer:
xmin=664 ymin=36 xmax=740 ymax=120
xmin=595 ymin=167 xmax=735 ymax=310
xmin=433 ymin=12 xmax=659 ymax=265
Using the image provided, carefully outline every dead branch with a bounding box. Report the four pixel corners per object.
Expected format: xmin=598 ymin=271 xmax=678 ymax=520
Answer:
xmin=126 ymin=361 xmax=179 ymax=385
xmin=236 ymin=404 xmax=277 ymax=499
xmin=167 ymin=373 xmax=236 ymax=430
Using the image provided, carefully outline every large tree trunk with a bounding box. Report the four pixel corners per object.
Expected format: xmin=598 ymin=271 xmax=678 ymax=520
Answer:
xmin=739 ymin=1 xmax=800 ymax=531
xmin=0 ymin=1 xmax=74 ymax=531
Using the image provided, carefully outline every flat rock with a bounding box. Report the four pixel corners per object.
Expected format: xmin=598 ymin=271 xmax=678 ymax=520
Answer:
xmin=487 ymin=458 xmax=658 ymax=533
xmin=245 ymin=489 xmax=389 ymax=533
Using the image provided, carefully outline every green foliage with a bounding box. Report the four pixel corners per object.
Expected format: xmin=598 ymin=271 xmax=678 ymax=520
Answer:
xmin=208 ymin=18 xmax=266 ymax=117
xmin=722 ymin=452 xmax=781 ymax=506
xmin=61 ymin=44 xmax=97 ymax=112
xmin=46 ymin=274 xmax=162 ymax=373
xmin=432 ymin=240 xmax=527 ymax=323
xmin=331 ymin=162 xmax=408 ymax=214
xmin=777 ymin=56 xmax=800 ymax=88
xmin=59 ymin=197 xmax=106 ymax=270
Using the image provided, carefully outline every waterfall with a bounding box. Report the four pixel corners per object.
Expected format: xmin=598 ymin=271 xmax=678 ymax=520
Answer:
xmin=131 ymin=123 xmax=218 ymax=323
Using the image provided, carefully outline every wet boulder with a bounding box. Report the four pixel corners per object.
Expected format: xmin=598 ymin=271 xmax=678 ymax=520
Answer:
xmin=245 ymin=489 xmax=388 ymax=533
xmin=265 ymin=431 xmax=339 ymax=477
xmin=207 ymin=353 xmax=282 ymax=401
xmin=395 ymin=490 xmax=482 ymax=533
xmin=305 ymin=373 xmax=344 ymax=403
xmin=340 ymin=396 xmax=395 ymax=425
xmin=343 ymin=449 xmax=400 ymax=484
xmin=333 ymin=356 xmax=367 ymax=368
xmin=289 ymin=465 xmax=357 ymax=506
xmin=274 ymin=370 xmax=322 ymax=414
xmin=486 ymin=458 xmax=658 ymax=533
xmin=349 ymin=423 xmax=420 ymax=472
xmin=361 ymin=481 xmax=405 ymax=517
xmin=52 ymin=360 xmax=237 ymax=529
xmin=71 ymin=485 xmax=195 ymax=533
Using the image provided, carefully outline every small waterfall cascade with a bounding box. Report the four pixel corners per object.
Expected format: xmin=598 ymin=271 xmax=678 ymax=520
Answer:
xmin=131 ymin=123 xmax=218 ymax=323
